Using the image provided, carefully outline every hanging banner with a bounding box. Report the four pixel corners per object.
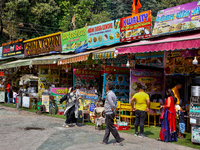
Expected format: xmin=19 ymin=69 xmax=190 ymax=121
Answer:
xmin=87 ymin=20 xmax=120 ymax=48
xmin=153 ymin=1 xmax=200 ymax=35
xmin=2 ymin=39 xmax=24 ymax=58
xmin=135 ymin=51 xmax=165 ymax=67
xmin=165 ymin=49 xmax=200 ymax=75
xmin=130 ymin=69 xmax=164 ymax=101
xmin=61 ymin=27 xmax=87 ymax=53
xmin=120 ymin=10 xmax=152 ymax=42
xmin=103 ymin=66 xmax=130 ymax=103
xmin=73 ymin=69 xmax=100 ymax=90
xmin=0 ymin=47 xmax=2 ymax=59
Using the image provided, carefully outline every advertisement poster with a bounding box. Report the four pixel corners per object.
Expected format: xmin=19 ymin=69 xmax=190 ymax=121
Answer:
xmin=89 ymin=100 xmax=95 ymax=112
xmin=22 ymin=96 xmax=30 ymax=108
xmin=50 ymin=87 xmax=68 ymax=113
xmin=103 ymin=66 xmax=130 ymax=103
xmin=130 ymin=69 xmax=164 ymax=101
xmin=0 ymin=47 xmax=2 ymax=59
xmin=42 ymin=95 xmax=50 ymax=112
xmin=73 ymin=69 xmax=100 ymax=90
xmin=153 ymin=1 xmax=200 ymax=35
xmin=61 ymin=27 xmax=87 ymax=53
xmin=165 ymin=49 xmax=200 ymax=75
xmin=87 ymin=20 xmax=120 ymax=48
xmin=2 ymin=39 xmax=24 ymax=58
xmin=135 ymin=51 xmax=165 ymax=67
xmin=120 ymin=10 xmax=152 ymax=42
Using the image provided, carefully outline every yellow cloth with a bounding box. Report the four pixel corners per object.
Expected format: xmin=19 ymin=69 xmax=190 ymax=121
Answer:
xmin=133 ymin=92 xmax=150 ymax=111
xmin=172 ymin=86 xmax=180 ymax=105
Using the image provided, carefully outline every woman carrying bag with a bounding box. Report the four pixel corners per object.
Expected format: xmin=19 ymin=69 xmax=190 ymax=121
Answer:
xmin=59 ymin=87 xmax=82 ymax=127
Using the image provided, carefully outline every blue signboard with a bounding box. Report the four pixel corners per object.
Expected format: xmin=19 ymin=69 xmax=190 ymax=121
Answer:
xmin=87 ymin=20 xmax=120 ymax=48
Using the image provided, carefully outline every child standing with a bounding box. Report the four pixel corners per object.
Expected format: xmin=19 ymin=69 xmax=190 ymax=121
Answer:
xmin=13 ymin=88 xmax=18 ymax=104
xmin=178 ymin=106 xmax=186 ymax=139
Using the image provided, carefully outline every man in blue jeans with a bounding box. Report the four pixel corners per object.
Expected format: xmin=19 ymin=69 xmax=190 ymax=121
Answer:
xmin=6 ymin=82 xmax=10 ymax=103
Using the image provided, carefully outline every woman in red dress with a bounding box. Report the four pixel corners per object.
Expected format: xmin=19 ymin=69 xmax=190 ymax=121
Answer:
xmin=157 ymin=89 xmax=177 ymax=142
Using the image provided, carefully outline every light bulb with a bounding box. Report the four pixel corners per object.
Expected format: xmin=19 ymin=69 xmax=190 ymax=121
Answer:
xmin=193 ymin=57 xmax=198 ymax=65
xmin=53 ymin=60 xmax=56 ymax=64
xmin=126 ymin=61 xmax=130 ymax=67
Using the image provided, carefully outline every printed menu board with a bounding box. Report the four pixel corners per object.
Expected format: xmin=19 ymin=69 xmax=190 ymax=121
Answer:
xmin=42 ymin=95 xmax=50 ymax=112
xmin=87 ymin=20 xmax=120 ymax=48
xmin=130 ymin=69 xmax=164 ymax=100
xmin=153 ymin=1 xmax=200 ymax=35
xmin=61 ymin=27 xmax=87 ymax=53
xmin=135 ymin=51 xmax=165 ymax=67
xmin=120 ymin=10 xmax=152 ymax=42
xmin=165 ymin=49 xmax=200 ymax=75
xmin=103 ymin=66 xmax=130 ymax=103
xmin=73 ymin=69 xmax=100 ymax=90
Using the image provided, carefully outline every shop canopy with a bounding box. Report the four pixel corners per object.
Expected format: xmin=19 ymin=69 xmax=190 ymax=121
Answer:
xmin=115 ymin=32 xmax=200 ymax=54
xmin=58 ymin=49 xmax=108 ymax=65
xmin=0 ymin=59 xmax=31 ymax=69
xmin=31 ymin=54 xmax=67 ymax=65
xmin=0 ymin=55 xmax=68 ymax=69
xmin=92 ymin=47 xmax=116 ymax=60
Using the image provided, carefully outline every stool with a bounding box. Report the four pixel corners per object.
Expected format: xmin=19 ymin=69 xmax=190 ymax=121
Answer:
xmin=36 ymin=105 xmax=46 ymax=114
xmin=81 ymin=110 xmax=90 ymax=123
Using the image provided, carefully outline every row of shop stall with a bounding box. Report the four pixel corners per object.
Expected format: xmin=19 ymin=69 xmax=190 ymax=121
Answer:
xmin=1 ymin=0 xmax=200 ymax=144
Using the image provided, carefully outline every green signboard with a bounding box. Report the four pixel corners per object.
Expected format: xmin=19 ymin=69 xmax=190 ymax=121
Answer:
xmin=61 ymin=27 xmax=88 ymax=53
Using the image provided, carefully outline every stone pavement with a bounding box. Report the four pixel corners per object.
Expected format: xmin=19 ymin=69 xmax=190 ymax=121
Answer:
xmin=0 ymin=105 xmax=197 ymax=150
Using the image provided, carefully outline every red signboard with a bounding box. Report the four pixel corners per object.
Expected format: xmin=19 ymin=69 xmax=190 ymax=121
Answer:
xmin=0 ymin=71 xmax=4 ymax=76
xmin=120 ymin=10 xmax=152 ymax=42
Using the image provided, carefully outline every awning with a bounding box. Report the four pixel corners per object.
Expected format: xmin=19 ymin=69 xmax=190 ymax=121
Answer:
xmin=0 ymin=59 xmax=31 ymax=69
xmin=115 ymin=32 xmax=200 ymax=54
xmin=32 ymin=55 xmax=67 ymax=65
xmin=92 ymin=47 xmax=116 ymax=60
xmin=58 ymin=49 xmax=104 ymax=65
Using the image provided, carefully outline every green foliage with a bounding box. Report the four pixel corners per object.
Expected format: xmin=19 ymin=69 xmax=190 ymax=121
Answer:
xmin=0 ymin=0 xmax=199 ymax=45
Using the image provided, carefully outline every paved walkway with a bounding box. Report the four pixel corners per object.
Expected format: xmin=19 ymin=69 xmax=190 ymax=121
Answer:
xmin=0 ymin=105 xmax=197 ymax=150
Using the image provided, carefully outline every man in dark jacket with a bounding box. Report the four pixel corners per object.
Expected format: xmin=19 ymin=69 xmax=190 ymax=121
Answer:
xmin=100 ymin=83 xmax=123 ymax=146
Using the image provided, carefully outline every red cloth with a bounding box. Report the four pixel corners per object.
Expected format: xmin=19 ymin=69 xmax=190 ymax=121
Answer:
xmin=160 ymin=96 xmax=176 ymax=140
xmin=6 ymin=84 xmax=10 ymax=93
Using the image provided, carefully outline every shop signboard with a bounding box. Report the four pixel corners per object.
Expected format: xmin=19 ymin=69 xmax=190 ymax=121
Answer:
xmin=135 ymin=51 xmax=165 ymax=67
xmin=120 ymin=10 xmax=152 ymax=42
xmin=61 ymin=27 xmax=87 ymax=53
xmin=153 ymin=1 xmax=200 ymax=35
xmin=130 ymin=69 xmax=164 ymax=101
xmin=2 ymin=39 xmax=24 ymax=58
xmin=24 ymin=32 xmax=62 ymax=56
xmin=87 ymin=20 xmax=120 ymax=48
xmin=0 ymin=47 xmax=2 ymax=59
xmin=165 ymin=49 xmax=200 ymax=75
xmin=101 ymin=55 xmax=127 ymax=68
xmin=42 ymin=95 xmax=50 ymax=112
xmin=73 ymin=69 xmax=100 ymax=90
xmin=103 ymin=66 xmax=130 ymax=103
xmin=73 ymin=59 xmax=100 ymax=70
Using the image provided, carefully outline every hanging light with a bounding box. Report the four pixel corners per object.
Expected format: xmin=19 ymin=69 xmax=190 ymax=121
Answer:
xmin=53 ymin=60 xmax=56 ymax=64
xmin=126 ymin=60 xmax=130 ymax=67
xmin=193 ymin=57 xmax=198 ymax=65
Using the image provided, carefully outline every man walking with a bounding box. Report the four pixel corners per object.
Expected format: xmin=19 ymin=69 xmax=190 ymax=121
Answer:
xmin=101 ymin=83 xmax=123 ymax=146
xmin=130 ymin=86 xmax=150 ymax=138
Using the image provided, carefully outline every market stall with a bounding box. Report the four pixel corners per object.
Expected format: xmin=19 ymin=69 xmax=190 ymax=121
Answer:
xmin=0 ymin=71 xmax=6 ymax=103
xmin=19 ymin=74 xmax=38 ymax=109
